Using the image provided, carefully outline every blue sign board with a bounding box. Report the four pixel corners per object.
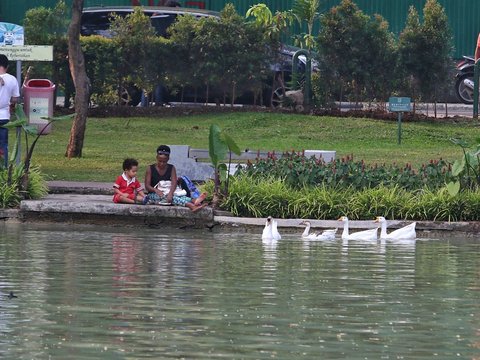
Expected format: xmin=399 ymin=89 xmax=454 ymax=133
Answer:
xmin=389 ymin=97 xmax=411 ymax=112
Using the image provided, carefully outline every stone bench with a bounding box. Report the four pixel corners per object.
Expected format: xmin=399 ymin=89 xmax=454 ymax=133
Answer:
xmin=169 ymin=145 xmax=336 ymax=182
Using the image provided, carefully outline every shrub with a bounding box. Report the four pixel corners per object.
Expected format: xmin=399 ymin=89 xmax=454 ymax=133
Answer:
xmin=0 ymin=181 xmax=21 ymax=208
xmin=0 ymin=165 xmax=47 ymax=208
xmin=346 ymin=185 xmax=414 ymax=220
xmin=220 ymin=174 xmax=480 ymax=220
xmin=239 ymin=151 xmax=452 ymax=191
xmin=316 ymin=0 xmax=397 ymax=104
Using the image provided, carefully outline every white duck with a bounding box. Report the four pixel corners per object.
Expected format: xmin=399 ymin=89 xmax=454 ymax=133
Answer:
xmin=300 ymin=221 xmax=337 ymax=240
xmin=318 ymin=228 xmax=338 ymax=240
xmin=262 ymin=216 xmax=281 ymax=241
xmin=375 ymin=216 xmax=416 ymax=240
xmin=300 ymin=220 xmax=319 ymax=239
xmin=338 ymin=216 xmax=378 ymax=241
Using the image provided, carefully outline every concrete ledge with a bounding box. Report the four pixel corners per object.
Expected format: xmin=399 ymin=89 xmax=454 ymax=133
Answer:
xmin=214 ymin=216 xmax=480 ymax=235
xmin=3 ymin=193 xmax=479 ymax=234
xmin=0 ymin=208 xmax=20 ymax=221
xmin=20 ymin=194 xmax=213 ymax=227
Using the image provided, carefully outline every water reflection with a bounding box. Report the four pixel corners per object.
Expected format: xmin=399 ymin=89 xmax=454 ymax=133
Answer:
xmin=0 ymin=223 xmax=479 ymax=359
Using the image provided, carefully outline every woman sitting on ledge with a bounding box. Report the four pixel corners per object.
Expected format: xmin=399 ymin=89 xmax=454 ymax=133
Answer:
xmin=145 ymin=145 xmax=207 ymax=212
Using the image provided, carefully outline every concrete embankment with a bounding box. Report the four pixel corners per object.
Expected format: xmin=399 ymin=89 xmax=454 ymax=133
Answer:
xmin=0 ymin=181 xmax=479 ymax=236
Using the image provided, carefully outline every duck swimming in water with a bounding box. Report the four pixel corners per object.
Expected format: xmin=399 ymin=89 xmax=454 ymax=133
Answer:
xmin=338 ymin=216 xmax=378 ymax=241
xmin=300 ymin=221 xmax=337 ymax=240
xmin=375 ymin=216 xmax=416 ymax=240
xmin=262 ymin=216 xmax=281 ymax=241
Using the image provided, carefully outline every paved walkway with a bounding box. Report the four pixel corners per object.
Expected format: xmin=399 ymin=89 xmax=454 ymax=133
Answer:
xmin=47 ymin=181 xmax=112 ymax=194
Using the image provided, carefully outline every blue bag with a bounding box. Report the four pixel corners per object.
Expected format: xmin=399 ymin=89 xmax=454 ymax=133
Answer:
xmin=180 ymin=175 xmax=200 ymax=199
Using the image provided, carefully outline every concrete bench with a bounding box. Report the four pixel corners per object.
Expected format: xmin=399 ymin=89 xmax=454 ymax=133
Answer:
xmin=169 ymin=145 xmax=336 ymax=182
xmin=188 ymin=148 xmax=336 ymax=163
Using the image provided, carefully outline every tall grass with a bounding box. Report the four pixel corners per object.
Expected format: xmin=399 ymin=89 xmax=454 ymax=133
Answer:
xmin=0 ymin=182 xmax=21 ymax=208
xmin=0 ymin=165 xmax=48 ymax=208
xmin=218 ymin=175 xmax=480 ymax=221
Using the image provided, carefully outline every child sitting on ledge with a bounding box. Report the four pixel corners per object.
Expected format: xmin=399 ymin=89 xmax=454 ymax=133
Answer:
xmin=113 ymin=158 xmax=148 ymax=205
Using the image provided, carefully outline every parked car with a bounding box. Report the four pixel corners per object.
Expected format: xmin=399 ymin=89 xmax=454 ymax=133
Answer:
xmin=81 ymin=6 xmax=218 ymax=38
xmin=81 ymin=6 xmax=314 ymax=107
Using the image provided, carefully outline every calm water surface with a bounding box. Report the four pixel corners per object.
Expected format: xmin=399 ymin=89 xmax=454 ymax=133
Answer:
xmin=0 ymin=222 xmax=479 ymax=359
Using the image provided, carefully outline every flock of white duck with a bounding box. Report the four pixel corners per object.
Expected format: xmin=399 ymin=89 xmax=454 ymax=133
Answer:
xmin=262 ymin=216 xmax=416 ymax=241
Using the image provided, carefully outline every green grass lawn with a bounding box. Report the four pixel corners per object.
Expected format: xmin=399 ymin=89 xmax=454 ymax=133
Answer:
xmin=15 ymin=112 xmax=480 ymax=182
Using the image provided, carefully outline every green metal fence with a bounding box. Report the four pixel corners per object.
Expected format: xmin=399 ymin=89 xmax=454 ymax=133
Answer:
xmin=1 ymin=0 xmax=477 ymax=57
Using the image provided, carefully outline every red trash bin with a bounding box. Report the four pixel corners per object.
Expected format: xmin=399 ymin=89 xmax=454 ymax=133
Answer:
xmin=23 ymin=79 xmax=56 ymax=135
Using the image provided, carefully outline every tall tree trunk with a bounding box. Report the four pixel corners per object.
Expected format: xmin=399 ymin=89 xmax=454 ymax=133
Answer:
xmin=66 ymin=0 xmax=89 ymax=158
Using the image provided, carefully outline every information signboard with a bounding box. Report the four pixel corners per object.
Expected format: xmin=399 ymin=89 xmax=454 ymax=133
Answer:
xmin=389 ymin=97 xmax=411 ymax=112
xmin=0 ymin=45 xmax=53 ymax=61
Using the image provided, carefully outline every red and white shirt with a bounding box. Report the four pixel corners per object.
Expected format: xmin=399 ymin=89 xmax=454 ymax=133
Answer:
xmin=113 ymin=173 xmax=143 ymax=196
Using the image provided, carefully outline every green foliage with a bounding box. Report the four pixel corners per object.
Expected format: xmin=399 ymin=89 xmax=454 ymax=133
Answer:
xmin=166 ymin=15 xmax=202 ymax=101
xmin=246 ymin=4 xmax=292 ymax=42
xmin=208 ymin=124 xmax=241 ymax=196
xmin=25 ymin=167 xmax=49 ymax=199
xmin=221 ymin=175 xmax=295 ymax=218
xmin=240 ymin=151 xmax=452 ymax=191
xmin=291 ymin=0 xmax=321 ymax=50
xmin=40 ymin=3 xmax=278 ymax=106
xmin=316 ymin=0 xmax=397 ymax=103
xmin=0 ymin=178 xmax=21 ymax=208
xmin=189 ymin=4 xmax=277 ymax=105
xmin=81 ymin=36 xmax=119 ymax=106
xmin=247 ymin=4 xmax=273 ymax=27
xmin=23 ymin=1 xmax=70 ymax=103
xmin=347 ymin=185 xmax=414 ymax=220
xmin=398 ymin=0 xmax=453 ymax=102
xmin=221 ymin=174 xmax=480 ymax=221
xmin=109 ymin=8 xmax=165 ymax=100
xmin=24 ymin=0 xmax=68 ymax=44
xmin=0 ymin=165 xmax=47 ymax=208
xmin=446 ymin=138 xmax=480 ymax=195
xmin=407 ymin=188 xmax=462 ymax=221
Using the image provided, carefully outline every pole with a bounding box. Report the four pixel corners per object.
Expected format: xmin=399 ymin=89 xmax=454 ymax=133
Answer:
xmin=397 ymin=112 xmax=402 ymax=145
xmin=15 ymin=60 xmax=22 ymax=164
xmin=474 ymin=60 xmax=480 ymax=118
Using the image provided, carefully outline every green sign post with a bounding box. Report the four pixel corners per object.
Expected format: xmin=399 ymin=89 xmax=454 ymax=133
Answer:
xmin=389 ymin=97 xmax=411 ymax=145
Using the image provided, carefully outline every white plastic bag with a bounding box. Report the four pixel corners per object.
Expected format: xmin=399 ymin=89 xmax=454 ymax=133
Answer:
xmin=155 ymin=180 xmax=186 ymax=196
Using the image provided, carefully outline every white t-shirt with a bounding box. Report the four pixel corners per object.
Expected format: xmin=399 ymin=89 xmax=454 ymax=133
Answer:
xmin=0 ymin=73 xmax=20 ymax=120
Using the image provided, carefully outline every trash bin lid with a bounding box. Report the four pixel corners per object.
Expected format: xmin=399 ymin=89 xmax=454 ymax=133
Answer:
xmin=24 ymin=79 xmax=54 ymax=88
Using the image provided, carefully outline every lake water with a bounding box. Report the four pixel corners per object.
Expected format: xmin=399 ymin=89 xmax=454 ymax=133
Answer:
xmin=0 ymin=222 xmax=479 ymax=359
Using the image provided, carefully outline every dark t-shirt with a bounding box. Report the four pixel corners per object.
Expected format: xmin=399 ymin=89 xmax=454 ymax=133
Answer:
xmin=149 ymin=163 xmax=173 ymax=188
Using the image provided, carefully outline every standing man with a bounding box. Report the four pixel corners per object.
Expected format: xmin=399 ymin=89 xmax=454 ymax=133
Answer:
xmin=0 ymin=54 xmax=20 ymax=168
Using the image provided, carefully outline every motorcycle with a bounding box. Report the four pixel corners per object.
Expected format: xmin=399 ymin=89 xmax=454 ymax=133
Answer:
xmin=455 ymin=55 xmax=475 ymax=104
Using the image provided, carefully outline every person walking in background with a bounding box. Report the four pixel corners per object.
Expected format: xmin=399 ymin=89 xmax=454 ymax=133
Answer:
xmin=0 ymin=54 xmax=20 ymax=168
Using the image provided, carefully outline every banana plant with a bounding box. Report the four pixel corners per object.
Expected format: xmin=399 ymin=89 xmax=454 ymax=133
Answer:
xmin=1 ymin=104 xmax=74 ymax=191
xmin=291 ymin=0 xmax=322 ymax=51
xmin=208 ymin=124 xmax=241 ymax=207
xmin=246 ymin=4 xmax=292 ymax=41
xmin=446 ymin=138 xmax=480 ymax=196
